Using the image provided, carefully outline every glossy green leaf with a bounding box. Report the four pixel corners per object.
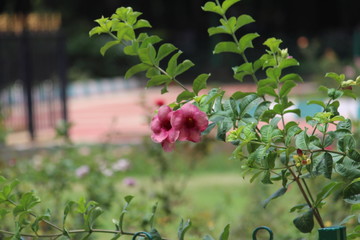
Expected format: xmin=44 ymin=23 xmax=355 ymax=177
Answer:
xmin=222 ymin=0 xmax=240 ymax=12
xmin=125 ymin=63 xmax=150 ymax=79
xmin=193 ymin=74 xmax=210 ymax=95
xmin=293 ymin=210 xmax=314 ymax=233
xmin=202 ymin=1 xmax=224 ymax=15
xmin=213 ymin=41 xmax=239 ymax=54
xmin=239 ymin=94 xmax=262 ymax=117
xmin=238 ymin=33 xmax=260 ymax=53
xmin=262 ymin=187 xmax=287 ymax=208
xmin=156 ymin=43 xmax=177 ymax=63
xmin=254 ymin=101 xmax=271 ymax=119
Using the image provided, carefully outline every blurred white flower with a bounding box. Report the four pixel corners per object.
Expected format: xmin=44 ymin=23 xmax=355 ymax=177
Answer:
xmin=101 ymin=168 xmax=113 ymax=177
xmin=123 ymin=177 xmax=137 ymax=187
xmin=75 ymin=165 xmax=90 ymax=178
xmin=112 ymin=158 xmax=131 ymax=172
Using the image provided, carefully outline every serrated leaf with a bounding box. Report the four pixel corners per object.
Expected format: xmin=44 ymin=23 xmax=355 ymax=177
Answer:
xmin=156 ymin=43 xmax=177 ymax=63
xmin=293 ymin=210 xmax=314 ymax=233
xmin=262 ymin=187 xmax=287 ymax=208
xmin=125 ymin=63 xmax=150 ymax=79
xmin=193 ymin=74 xmax=210 ymax=95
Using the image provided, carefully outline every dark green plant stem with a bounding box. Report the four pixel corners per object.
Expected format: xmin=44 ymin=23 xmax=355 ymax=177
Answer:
xmin=288 ymin=168 xmax=325 ymax=228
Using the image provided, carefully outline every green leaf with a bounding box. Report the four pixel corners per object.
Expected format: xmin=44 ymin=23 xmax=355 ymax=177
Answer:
xmin=193 ymin=74 xmax=210 ymax=95
xmin=307 ymin=100 xmax=326 ymax=109
xmin=280 ymin=73 xmax=303 ymax=82
xmin=202 ymin=1 xmax=224 ymax=15
xmin=222 ymin=0 xmax=240 ymax=12
xmin=344 ymin=180 xmax=360 ymax=204
xmin=261 ymin=170 xmax=273 ymax=184
xmin=235 ymin=14 xmax=255 ymax=30
xmin=176 ymin=60 xmax=195 ymax=76
xmin=314 ymin=181 xmax=342 ymax=207
xmin=349 ymin=149 xmax=360 ymax=162
xmin=293 ymin=210 xmax=314 ymax=233
xmin=119 ymin=195 xmax=134 ymax=232
xmin=262 ymin=187 xmax=287 ymax=208
xmin=239 ymin=94 xmax=262 ymax=117
xmin=147 ymin=75 xmax=171 ymax=88
xmin=166 ymin=51 xmax=182 ymax=77
xmin=278 ymin=58 xmax=299 ymax=70
xmin=177 ymin=91 xmax=195 ymax=102
xmin=125 ymin=63 xmax=150 ymax=79
xmin=263 ymin=38 xmax=283 ymax=52
xmin=178 ymin=219 xmax=192 ymax=240
xmin=233 ymin=63 xmax=253 ymax=81
xmin=213 ymin=41 xmax=239 ymax=54
xmin=325 ymin=72 xmax=344 ymax=84
xmin=254 ymin=101 xmax=271 ymax=119
xmin=289 ymin=203 xmax=308 ymax=213
xmin=328 ymin=88 xmax=343 ymax=100
xmin=89 ymin=26 xmax=105 ymax=37
xmin=156 ymin=43 xmax=177 ymax=63
xmin=100 ymin=40 xmax=121 ymax=56
xmin=218 ymin=224 xmax=230 ymax=240
xmin=238 ymin=33 xmax=260 ymax=53
xmin=208 ymin=26 xmax=229 ymax=36
xmin=133 ymin=19 xmax=152 ymax=29
xmin=279 ymin=80 xmax=296 ymax=98
xmin=323 ymin=152 xmax=333 ymax=179
xmin=295 ymin=130 xmax=309 ymax=150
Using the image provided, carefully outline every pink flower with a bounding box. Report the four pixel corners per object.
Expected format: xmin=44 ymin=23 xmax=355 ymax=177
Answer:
xmin=123 ymin=177 xmax=137 ymax=187
xmin=171 ymin=103 xmax=208 ymax=142
xmin=150 ymin=105 xmax=180 ymax=152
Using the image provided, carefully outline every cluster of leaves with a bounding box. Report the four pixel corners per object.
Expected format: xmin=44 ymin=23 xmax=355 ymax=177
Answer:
xmin=0 ymin=175 xmax=242 ymax=240
xmin=90 ymin=0 xmax=360 ymax=236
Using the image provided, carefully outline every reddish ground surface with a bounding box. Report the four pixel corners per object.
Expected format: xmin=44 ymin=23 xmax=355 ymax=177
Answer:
xmin=7 ymin=83 xmax=317 ymax=146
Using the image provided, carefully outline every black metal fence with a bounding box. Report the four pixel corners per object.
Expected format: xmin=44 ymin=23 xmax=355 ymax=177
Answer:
xmin=0 ymin=29 xmax=67 ymax=141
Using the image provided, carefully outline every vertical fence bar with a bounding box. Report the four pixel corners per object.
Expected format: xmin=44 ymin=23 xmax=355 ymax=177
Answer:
xmin=57 ymin=31 xmax=68 ymax=130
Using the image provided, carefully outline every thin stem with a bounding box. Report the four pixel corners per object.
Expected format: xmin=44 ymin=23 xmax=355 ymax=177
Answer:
xmin=6 ymin=199 xmax=62 ymax=232
xmin=288 ymin=168 xmax=325 ymax=228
